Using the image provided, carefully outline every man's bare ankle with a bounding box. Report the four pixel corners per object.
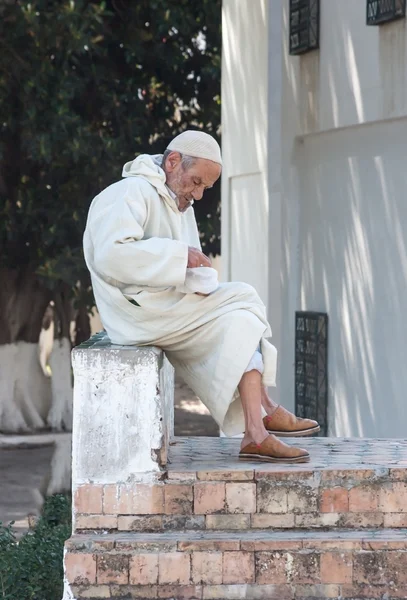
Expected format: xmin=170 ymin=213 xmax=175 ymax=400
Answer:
xmin=264 ymin=404 xmax=279 ymax=417
xmin=241 ymin=430 xmax=268 ymax=448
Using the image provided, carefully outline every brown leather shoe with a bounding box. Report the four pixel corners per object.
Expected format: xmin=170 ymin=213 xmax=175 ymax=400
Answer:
xmin=263 ymin=406 xmax=320 ymax=437
xmin=239 ymin=434 xmax=310 ymax=463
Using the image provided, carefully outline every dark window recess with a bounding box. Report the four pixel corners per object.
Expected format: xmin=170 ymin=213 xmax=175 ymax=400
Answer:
xmin=289 ymin=0 xmax=320 ymax=55
xmin=295 ymin=311 xmax=328 ymax=436
xmin=367 ymin=0 xmax=406 ymax=24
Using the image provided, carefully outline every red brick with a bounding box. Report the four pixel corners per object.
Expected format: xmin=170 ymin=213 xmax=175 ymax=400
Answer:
xmin=110 ymin=585 xmax=158 ymax=598
xmin=320 ymin=488 xmax=349 ymax=512
xmin=251 ymin=513 xmax=295 ymax=528
xmin=116 ymin=539 xmax=177 ymax=553
xmin=178 ymin=540 xmax=240 ymax=552
xmin=338 ymin=512 xmax=384 ymax=528
xmin=167 ymin=471 xmax=197 ymax=482
xmin=256 ymin=483 xmax=288 ymax=513
xmin=163 ymin=515 xmax=205 ymax=530
xmin=159 ymin=552 xmax=191 ymax=585
xmin=321 ymin=469 xmax=376 ymax=482
xmin=192 ymin=552 xmax=223 ymax=585
xmin=90 ymin=539 xmax=115 ymax=551
xmin=223 ymin=551 xmax=255 ymax=584
xmin=65 ymin=552 xmax=96 ymax=586
xmin=118 ymin=515 xmax=163 ymax=531
xmin=291 ymin=552 xmax=320 ymax=584
xmin=341 ymin=585 xmax=405 ymax=599
xmin=348 ymin=486 xmax=378 ymax=512
xmin=71 ymin=585 xmax=111 ymax=598
xmin=74 ymin=485 xmax=103 ymax=514
xmin=340 ymin=585 xmax=383 ymax=599
xmin=225 ymin=483 xmax=256 ymax=513
xmin=389 ymin=468 xmax=407 ymax=481
xmin=129 ymin=554 xmax=158 ymax=585
xmin=352 ymin=552 xmax=407 ymax=586
xmin=194 ymin=482 xmax=225 ymax=514
xmin=384 ymin=513 xmax=407 ymax=527
xmin=97 ymin=554 xmax=129 ymax=584
xmin=303 ymin=540 xmax=361 ymax=550
xmin=206 ymin=514 xmax=250 ymax=529
xmin=255 ymin=552 xmax=287 ymax=584
xmin=197 ymin=470 xmax=254 ymax=481
xmin=118 ymin=483 xmax=164 ymax=515
xmin=158 ymin=585 xmax=202 ymax=599
xmin=255 ymin=470 xmax=314 ymax=481
xmin=294 ymin=584 xmax=341 ymax=598
xmin=103 ymin=484 xmax=119 ymax=513
xmin=295 ymin=513 xmax=340 ymax=528
xmin=242 ymin=540 xmax=302 ymax=552
xmin=362 ymin=539 xmax=407 ymax=550
xmin=202 ymin=584 xmax=293 ymax=599
xmin=75 ymin=514 xmax=117 ymax=530
xmin=164 ymin=484 xmax=193 ymax=515
xmin=287 ymin=488 xmax=318 ymax=513
xmin=65 ymin=538 xmax=85 ymax=551
xmin=321 ymin=552 xmax=352 ymax=584
xmin=379 ymin=483 xmax=407 ymax=512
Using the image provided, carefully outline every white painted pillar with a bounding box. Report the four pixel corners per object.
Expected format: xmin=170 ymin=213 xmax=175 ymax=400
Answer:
xmin=267 ymin=0 xmax=284 ymax=405
xmin=71 ymin=332 xmax=174 ymax=487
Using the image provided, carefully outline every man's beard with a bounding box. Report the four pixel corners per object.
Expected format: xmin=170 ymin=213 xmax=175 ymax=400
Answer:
xmin=178 ymin=196 xmax=193 ymax=212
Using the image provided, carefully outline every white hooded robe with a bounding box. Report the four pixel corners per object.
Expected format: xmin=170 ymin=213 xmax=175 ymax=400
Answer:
xmin=83 ymin=154 xmax=277 ymax=436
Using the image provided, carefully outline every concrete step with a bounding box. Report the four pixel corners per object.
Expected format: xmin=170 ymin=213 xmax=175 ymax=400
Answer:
xmin=73 ymin=437 xmax=407 ymax=533
xmin=65 ymin=528 xmax=407 ymax=599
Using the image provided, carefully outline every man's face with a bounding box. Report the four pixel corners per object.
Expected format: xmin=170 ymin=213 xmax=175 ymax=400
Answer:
xmin=165 ymin=152 xmax=221 ymax=210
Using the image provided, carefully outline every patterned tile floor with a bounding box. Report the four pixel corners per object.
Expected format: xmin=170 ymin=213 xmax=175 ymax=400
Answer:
xmin=168 ymin=436 xmax=407 ymax=473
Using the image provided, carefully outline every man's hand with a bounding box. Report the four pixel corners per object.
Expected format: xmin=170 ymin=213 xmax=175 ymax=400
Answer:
xmin=187 ymin=246 xmax=212 ymax=268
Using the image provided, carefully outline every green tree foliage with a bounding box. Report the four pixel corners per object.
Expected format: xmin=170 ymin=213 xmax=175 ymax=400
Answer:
xmin=0 ymin=494 xmax=71 ymax=600
xmin=0 ymin=0 xmax=221 ymax=342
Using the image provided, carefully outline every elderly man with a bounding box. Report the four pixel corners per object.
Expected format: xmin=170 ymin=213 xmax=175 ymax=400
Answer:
xmin=84 ymin=130 xmax=319 ymax=463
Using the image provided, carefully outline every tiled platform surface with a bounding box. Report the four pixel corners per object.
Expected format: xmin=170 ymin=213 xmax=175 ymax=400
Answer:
xmin=168 ymin=436 xmax=407 ymax=471
xmin=74 ymin=437 xmax=407 ymax=533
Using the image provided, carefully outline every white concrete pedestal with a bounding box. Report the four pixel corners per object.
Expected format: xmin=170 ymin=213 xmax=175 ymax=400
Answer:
xmin=71 ymin=331 xmax=174 ymax=486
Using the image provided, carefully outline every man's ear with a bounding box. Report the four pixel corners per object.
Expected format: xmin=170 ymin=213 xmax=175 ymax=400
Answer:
xmin=165 ymin=151 xmax=182 ymax=172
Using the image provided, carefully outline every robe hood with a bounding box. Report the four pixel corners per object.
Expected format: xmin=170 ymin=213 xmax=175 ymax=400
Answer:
xmin=122 ymin=154 xmax=179 ymax=212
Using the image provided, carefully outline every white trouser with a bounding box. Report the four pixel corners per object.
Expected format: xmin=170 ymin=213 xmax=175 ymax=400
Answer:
xmin=244 ymin=348 xmax=264 ymax=375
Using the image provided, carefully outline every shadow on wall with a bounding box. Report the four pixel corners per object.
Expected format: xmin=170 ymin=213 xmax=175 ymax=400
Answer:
xmin=297 ymin=126 xmax=407 ymax=438
xmin=284 ymin=1 xmax=407 ymax=437
xmin=222 ymin=0 xmax=268 ymax=172
xmin=279 ymin=1 xmax=407 ymax=437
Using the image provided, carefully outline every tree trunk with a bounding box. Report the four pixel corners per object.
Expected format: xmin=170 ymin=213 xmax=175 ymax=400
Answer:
xmin=48 ymin=337 xmax=73 ymax=430
xmin=73 ymin=303 xmax=91 ymax=346
xmin=0 ymin=268 xmax=52 ymax=432
xmin=47 ymin=284 xmax=73 ymax=431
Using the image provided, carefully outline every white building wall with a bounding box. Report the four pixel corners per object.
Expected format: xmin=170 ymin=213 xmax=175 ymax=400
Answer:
xmin=221 ymin=0 xmax=270 ymax=305
xmin=276 ymin=0 xmax=407 ymax=437
xmin=224 ymin=0 xmax=407 ymax=437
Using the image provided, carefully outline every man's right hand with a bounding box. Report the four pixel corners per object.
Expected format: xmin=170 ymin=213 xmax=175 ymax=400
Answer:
xmin=187 ymin=246 xmax=212 ymax=268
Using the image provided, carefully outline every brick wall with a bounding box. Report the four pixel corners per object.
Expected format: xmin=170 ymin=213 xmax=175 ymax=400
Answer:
xmin=65 ymin=532 xmax=407 ymax=599
xmin=73 ymin=467 xmax=407 ymax=533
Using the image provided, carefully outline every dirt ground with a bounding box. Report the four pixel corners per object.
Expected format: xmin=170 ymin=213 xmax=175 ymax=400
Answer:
xmin=174 ymin=377 xmax=218 ymax=437
xmin=0 ymin=377 xmax=218 ymax=531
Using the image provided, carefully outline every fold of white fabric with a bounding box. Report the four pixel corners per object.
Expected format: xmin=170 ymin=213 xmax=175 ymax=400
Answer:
xmin=175 ymin=266 xmax=219 ymax=295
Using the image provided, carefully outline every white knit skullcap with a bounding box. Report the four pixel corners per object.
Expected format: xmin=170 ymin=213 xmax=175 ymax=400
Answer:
xmin=167 ymin=130 xmax=222 ymax=166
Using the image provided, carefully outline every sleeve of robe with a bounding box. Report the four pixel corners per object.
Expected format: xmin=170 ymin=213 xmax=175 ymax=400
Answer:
xmin=90 ymin=179 xmax=188 ymax=288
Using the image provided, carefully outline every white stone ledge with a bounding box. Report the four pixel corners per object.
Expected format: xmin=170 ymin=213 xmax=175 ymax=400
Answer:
xmin=71 ymin=332 xmax=174 ymax=486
